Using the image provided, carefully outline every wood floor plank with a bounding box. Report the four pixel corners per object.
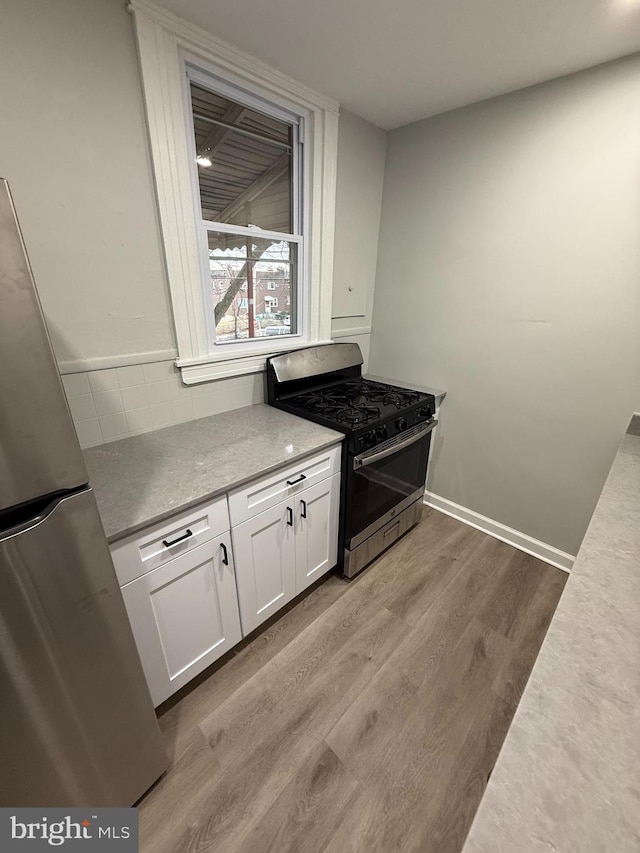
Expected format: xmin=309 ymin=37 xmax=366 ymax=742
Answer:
xmin=233 ymin=741 xmax=360 ymax=853
xmin=477 ymin=549 xmax=548 ymax=638
xmin=322 ymin=536 xmax=510 ymax=778
xmin=139 ymin=511 xmax=567 ymax=853
xmin=491 ymin=562 xmax=567 ymax=706
xmin=385 ymin=518 xmax=484 ymax=626
xmin=344 ymin=509 xmax=481 ymax=614
xmin=142 ymin=724 xmax=320 ymax=852
xmin=389 ymin=535 xmax=517 ymax=690
xmin=410 ymin=686 xmax=514 ymax=853
xmin=196 ymin=604 xmax=408 ymax=771
xmin=140 ymin=606 xmax=406 ymax=851
xmin=323 ymin=658 xmax=420 ymax=778
xmin=323 ymin=620 xmax=511 ymax=853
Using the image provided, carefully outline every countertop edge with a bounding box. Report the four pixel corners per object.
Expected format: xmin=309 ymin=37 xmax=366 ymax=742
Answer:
xmin=364 ymin=373 xmax=447 ymax=403
xmin=103 ymin=435 xmax=344 ymax=545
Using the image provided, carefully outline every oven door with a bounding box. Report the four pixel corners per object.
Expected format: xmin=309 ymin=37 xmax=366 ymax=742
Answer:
xmin=347 ymin=419 xmax=438 ymax=549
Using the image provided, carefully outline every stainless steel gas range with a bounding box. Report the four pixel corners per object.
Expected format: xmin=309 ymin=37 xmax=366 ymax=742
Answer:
xmin=266 ymin=343 xmax=438 ymax=578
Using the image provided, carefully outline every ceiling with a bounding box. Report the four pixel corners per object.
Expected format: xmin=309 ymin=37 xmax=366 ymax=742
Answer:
xmin=154 ymin=0 xmax=640 ymax=129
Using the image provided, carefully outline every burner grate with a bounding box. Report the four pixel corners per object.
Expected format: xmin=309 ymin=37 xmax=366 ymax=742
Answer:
xmin=284 ymin=378 xmax=427 ymax=432
xmin=340 ymin=380 xmax=420 ymax=408
xmin=335 ymin=404 xmax=380 ymax=425
xmin=294 ymin=389 xmax=382 ymax=426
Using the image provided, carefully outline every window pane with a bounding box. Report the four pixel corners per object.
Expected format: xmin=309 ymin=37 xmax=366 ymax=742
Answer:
xmin=190 ymin=83 xmax=293 ymax=233
xmin=207 ymin=231 xmax=297 ymax=342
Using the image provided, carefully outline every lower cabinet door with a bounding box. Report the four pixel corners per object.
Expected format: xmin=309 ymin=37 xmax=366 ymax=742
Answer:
xmin=232 ymin=500 xmax=297 ymax=636
xmin=295 ymin=473 xmax=340 ymax=594
xmin=120 ymin=533 xmax=241 ymax=707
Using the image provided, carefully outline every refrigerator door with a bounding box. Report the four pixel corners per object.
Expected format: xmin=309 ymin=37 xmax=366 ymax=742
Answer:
xmin=0 ymin=179 xmax=88 ymax=512
xmin=0 ymin=487 xmax=167 ymax=807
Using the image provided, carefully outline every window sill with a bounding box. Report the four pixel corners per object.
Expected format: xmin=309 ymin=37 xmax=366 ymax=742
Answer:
xmin=176 ymin=339 xmax=333 ymax=384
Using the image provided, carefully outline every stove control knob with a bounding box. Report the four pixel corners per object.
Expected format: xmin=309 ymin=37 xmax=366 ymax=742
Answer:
xmin=418 ymin=406 xmax=431 ymax=419
xmin=359 ymin=432 xmax=375 ymax=448
xmin=396 ymin=417 xmax=407 ymax=431
xmin=376 ymin=425 xmax=388 ymax=441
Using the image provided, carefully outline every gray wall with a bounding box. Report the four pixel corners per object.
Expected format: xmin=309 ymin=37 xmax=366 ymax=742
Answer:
xmin=370 ymin=55 xmax=640 ymax=556
xmin=0 ymin=0 xmax=385 ymax=446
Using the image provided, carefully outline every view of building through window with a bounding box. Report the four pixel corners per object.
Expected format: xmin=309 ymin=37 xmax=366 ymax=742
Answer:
xmin=207 ymin=233 xmax=296 ymax=341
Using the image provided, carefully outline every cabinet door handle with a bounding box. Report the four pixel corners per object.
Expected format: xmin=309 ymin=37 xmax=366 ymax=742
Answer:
xmin=300 ymin=499 xmax=307 ymax=519
xmin=162 ymin=528 xmax=192 ymax=548
xmin=286 ymin=506 xmax=294 ymax=526
xmin=220 ymin=541 xmax=229 ymax=566
xmin=286 ymin=473 xmax=306 ymax=486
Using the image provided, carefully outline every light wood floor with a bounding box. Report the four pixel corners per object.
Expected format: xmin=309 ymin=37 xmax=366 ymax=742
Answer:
xmin=139 ymin=508 xmax=566 ymax=853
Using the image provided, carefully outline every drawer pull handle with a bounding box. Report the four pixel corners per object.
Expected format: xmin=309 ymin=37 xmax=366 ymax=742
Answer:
xmin=220 ymin=542 xmax=229 ymax=566
xmin=287 ymin=506 xmax=294 ymax=526
xmin=300 ymin=499 xmax=307 ymax=519
xmin=286 ymin=473 xmax=307 ymax=486
xmin=162 ymin=528 xmax=193 ymax=548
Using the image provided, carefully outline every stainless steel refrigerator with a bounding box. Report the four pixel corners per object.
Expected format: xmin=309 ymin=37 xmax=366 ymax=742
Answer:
xmin=0 ymin=179 xmax=167 ymax=806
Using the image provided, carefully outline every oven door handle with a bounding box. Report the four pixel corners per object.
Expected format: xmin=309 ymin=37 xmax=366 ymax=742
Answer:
xmin=353 ymin=418 xmax=438 ymax=469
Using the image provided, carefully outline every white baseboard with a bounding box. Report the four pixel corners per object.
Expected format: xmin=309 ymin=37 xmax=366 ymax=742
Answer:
xmin=423 ymin=491 xmax=574 ymax=573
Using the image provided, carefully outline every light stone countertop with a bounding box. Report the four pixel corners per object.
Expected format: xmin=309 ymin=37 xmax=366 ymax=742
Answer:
xmin=364 ymin=373 xmax=447 ymax=404
xmin=462 ymin=415 xmax=640 ymax=853
xmin=84 ymin=404 xmax=343 ymax=543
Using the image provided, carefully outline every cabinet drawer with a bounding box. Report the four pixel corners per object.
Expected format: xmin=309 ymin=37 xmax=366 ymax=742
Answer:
xmin=228 ymin=444 xmax=341 ymax=527
xmin=111 ymin=495 xmax=230 ymax=586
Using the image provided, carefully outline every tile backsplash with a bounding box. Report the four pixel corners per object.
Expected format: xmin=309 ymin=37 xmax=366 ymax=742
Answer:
xmin=61 ymin=360 xmax=264 ymax=449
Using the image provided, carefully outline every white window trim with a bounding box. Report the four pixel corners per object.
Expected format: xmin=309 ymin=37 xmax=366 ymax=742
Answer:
xmin=128 ymin=0 xmax=339 ymax=383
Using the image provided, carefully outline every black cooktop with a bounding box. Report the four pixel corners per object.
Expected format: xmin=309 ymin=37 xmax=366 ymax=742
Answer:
xmin=283 ymin=379 xmax=430 ymax=432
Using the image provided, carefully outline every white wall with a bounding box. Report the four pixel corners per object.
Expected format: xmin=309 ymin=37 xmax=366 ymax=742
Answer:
xmin=370 ymin=55 xmax=640 ymax=556
xmin=0 ymin=0 xmax=384 ymax=446
xmin=60 ymin=363 xmax=263 ymax=446
xmin=331 ymin=110 xmax=387 ymax=340
xmin=0 ymin=0 xmax=175 ymax=368
xmin=331 ymin=109 xmax=387 ymax=370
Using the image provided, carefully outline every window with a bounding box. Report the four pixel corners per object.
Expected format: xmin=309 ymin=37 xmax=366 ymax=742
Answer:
xmin=189 ymin=79 xmax=299 ymax=343
xmin=129 ymin=1 xmax=339 ymax=383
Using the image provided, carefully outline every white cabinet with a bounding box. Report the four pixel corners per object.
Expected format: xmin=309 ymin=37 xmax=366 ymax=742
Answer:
xmin=113 ymin=442 xmax=343 ymax=704
xmin=232 ymin=472 xmax=341 ymax=635
xmin=231 ymin=502 xmax=297 ymax=635
xmin=295 ymin=473 xmax=340 ymax=594
xmin=120 ymin=534 xmax=241 ymax=706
